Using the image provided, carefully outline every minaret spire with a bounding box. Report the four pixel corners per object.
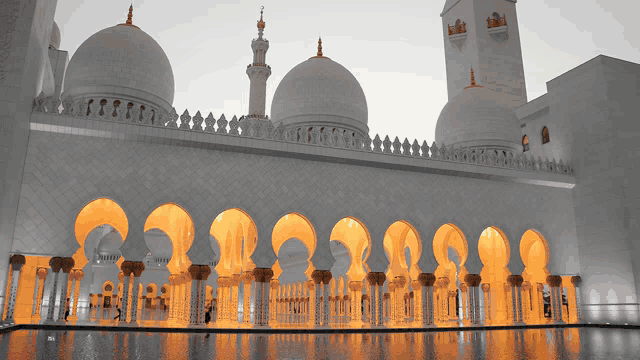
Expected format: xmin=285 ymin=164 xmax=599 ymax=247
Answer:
xmin=310 ymin=36 xmax=330 ymax=59
xmin=117 ymin=3 xmax=140 ymax=29
xmin=246 ymin=6 xmax=271 ymax=119
xmin=464 ymin=67 xmax=482 ymax=89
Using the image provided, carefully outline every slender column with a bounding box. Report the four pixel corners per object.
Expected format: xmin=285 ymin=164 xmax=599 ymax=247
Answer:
xmin=252 ymin=277 xmax=262 ymax=325
xmin=546 ymin=275 xmax=564 ymax=324
xmin=504 ymin=282 xmax=513 ymax=323
xmin=68 ymin=269 xmax=84 ymax=321
xmin=481 ymin=283 xmax=491 ymax=325
xmin=263 ymin=270 xmax=273 ymax=326
xmin=536 ymin=283 xmax=545 ymax=323
xmin=129 ymin=263 xmax=144 ymax=323
xmin=230 ymin=275 xmax=240 ymax=324
xmin=311 ymin=270 xmax=323 ymax=327
xmin=199 ymin=268 xmax=211 ymax=324
xmin=459 ymin=283 xmax=469 ymax=323
xmin=242 ymin=272 xmax=253 ymax=325
xmin=45 ymin=258 xmax=63 ymax=321
xmin=366 ymin=273 xmax=377 ymax=326
xmin=436 ymin=277 xmax=449 ymax=325
xmin=571 ymin=276 xmax=582 ymax=323
xmin=307 ymin=281 xmax=314 ymax=326
xmin=322 ymin=271 xmax=332 ymax=326
xmin=168 ymin=275 xmax=177 ymax=321
xmin=349 ymin=281 xmax=363 ymax=326
xmin=3 ymin=255 xmax=26 ymax=323
xmin=522 ymin=282 xmax=531 ymax=323
xmin=506 ymin=275 xmax=524 ymax=323
xmin=463 ymin=274 xmax=482 ymax=325
xmin=57 ymin=258 xmax=74 ymax=322
xmin=251 ymin=268 xmax=273 ymax=326
xmin=32 ymin=268 xmax=48 ymax=322
xmin=188 ymin=265 xmax=199 ymax=325
xmin=118 ymin=262 xmax=133 ymax=324
xmin=418 ymin=273 xmax=436 ymax=326
xmin=216 ymin=277 xmax=228 ymax=323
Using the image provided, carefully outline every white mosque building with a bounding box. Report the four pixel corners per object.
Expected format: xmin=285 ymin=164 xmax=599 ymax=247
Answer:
xmin=0 ymin=0 xmax=638 ymax=329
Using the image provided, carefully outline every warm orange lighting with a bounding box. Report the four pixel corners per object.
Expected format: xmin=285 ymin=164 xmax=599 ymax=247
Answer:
xmin=330 ymin=217 xmax=371 ymax=282
xmin=145 ymin=203 xmax=195 ymax=274
xmin=272 ymin=213 xmax=316 ymax=280
xmin=210 ymin=208 xmax=258 ymax=278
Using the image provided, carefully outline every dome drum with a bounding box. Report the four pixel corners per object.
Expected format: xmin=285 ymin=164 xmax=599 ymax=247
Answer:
xmin=65 ymin=96 xmax=165 ymax=124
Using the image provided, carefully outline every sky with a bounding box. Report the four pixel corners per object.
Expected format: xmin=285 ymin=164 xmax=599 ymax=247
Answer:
xmin=53 ymin=0 xmax=639 ymax=144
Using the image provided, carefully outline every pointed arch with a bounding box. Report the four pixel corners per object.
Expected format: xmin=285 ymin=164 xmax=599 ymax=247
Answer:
xmin=73 ymin=198 xmax=129 ymax=270
xmin=271 ymin=212 xmax=317 ymax=281
xmin=330 ymin=217 xmax=372 ymax=282
xmin=383 ymin=220 xmax=423 ymax=281
xmin=210 ymin=208 xmax=258 ymax=278
xmin=432 ymin=223 xmax=468 ymax=289
xmin=144 ymin=203 xmax=195 ymax=274
xmin=519 ymin=229 xmax=550 ymax=284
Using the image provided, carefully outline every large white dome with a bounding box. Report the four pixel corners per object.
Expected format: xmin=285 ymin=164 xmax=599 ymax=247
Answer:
xmin=270 ymin=55 xmax=368 ymax=136
xmin=435 ymin=85 xmax=521 ymax=152
xmin=50 ymin=21 xmax=61 ymax=50
xmin=62 ymin=24 xmax=174 ymax=112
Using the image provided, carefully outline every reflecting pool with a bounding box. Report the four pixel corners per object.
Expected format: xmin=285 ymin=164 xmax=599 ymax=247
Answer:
xmin=1 ymin=327 xmax=639 ymax=359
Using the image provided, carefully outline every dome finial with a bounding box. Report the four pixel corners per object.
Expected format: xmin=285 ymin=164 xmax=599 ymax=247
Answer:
xmin=257 ymin=6 xmax=265 ymax=30
xmin=317 ymin=36 xmax=323 ymax=57
xmin=464 ymin=66 xmax=482 ymax=89
xmin=126 ymin=4 xmax=133 ymax=26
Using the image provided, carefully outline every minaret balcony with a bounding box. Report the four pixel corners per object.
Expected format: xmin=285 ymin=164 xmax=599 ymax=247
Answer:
xmin=487 ymin=15 xmax=508 ymax=35
xmin=448 ymin=22 xmax=467 ymax=51
xmin=247 ymin=63 xmax=271 ymax=70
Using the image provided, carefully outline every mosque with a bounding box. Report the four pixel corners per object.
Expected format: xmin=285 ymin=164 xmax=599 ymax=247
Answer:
xmin=0 ymin=0 xmax=638 ymax=330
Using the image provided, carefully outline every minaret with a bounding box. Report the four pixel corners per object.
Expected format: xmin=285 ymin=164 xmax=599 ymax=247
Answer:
xmin=441 ymin=0 xmax=527 ymax=110
xmin=246 ymin=6 xmax=271 ymax=119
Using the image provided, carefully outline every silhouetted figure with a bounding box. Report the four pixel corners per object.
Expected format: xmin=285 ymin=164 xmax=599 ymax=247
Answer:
xmin=114 ymin=307 xmax=121 ymax=320
xmin=205 ymin=309 xmax=211 ymax=324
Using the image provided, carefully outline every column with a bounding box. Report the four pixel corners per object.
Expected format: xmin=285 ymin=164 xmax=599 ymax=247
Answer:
xmin=481 ymin=283 xmax=491 ymax=325
xmin=311 ymin=270 xmax=323 ymax=327
xmin=366 ymin=273 xmax=377 ymax=326
xmin=522 ymin=282 xmax=531 ymax=323
xmin=322 ymin=271 xmax=332 ymax=326
xmin=216 ymin=277 xmax=228 ymax=324
xmin=68 ymin=269 xmax=84 ymax=321
xmin=45 ymin=258 xmax=63 ymax=322
xmin=507 ymin=275 xmax=524 ymax=324
xmin=270 ymin=281 xmax=279 ymax=325
xmin=56 ymin=258 xmax=74 ymax=322
xmin=418 ymin=273 xmax=436 ymax=326
xmin=571 ymin=276 xmax=582 ymax=323
xmin=230 ymin=275 xmax=240 ymax=325
xmin=251 ymin=268 xmax=273 ymax=326
xmin=376 ymin=273 xmax=386 ymax=326
xmin=242 ymin=272 xmax=253 ymax=325
xmin=349 ymin=281 xmax=363 ymax=326
xmin=546 ymin=275 xmax=564 ymax=324
xmin=118 ymin=262 xmax=133 ymax=324
xmin=307 ymin=281 xmax=314 ymax=326
xmin=436 ymin=277 xmax=449 ymax=325
xmin=167 ymin=275 xmax=177 ymax=322
xmin=536 ymin=283 xmax=545 ymax=323
xmin=459 ymin=283 xmax=469 ymax=323
xmin=199 ymin=267 xmax=212 ymax=324
xmin=32 ymin=268 xmax=48 ymax=322
xmin=252 ymin=275 xmax=263 ymax=326
xmin=3 ymin=255 xmax=26 ymax=323
xmin=262 ymin=269 xmax=273 ymax=326
xmin=188 ymin=265 xmax=200 ymax=325
xmin=464 ymin=274 xmax=482 ymax=325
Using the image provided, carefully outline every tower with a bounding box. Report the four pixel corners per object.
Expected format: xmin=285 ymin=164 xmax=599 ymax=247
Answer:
xmin=246 ymin=7 xmax=271 ymax=119
xmin=441 ymin=0 xmax=527 ymax=109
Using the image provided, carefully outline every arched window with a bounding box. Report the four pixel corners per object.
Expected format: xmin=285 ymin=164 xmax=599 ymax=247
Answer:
xmin=542 ymin=126 xmax=550 ymax=144
xmin=522 ymin=135 xmax=529 ymax=152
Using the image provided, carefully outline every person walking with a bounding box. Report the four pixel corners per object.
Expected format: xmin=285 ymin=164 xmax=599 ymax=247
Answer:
xmin=114 ymin=306 xmax=122 ymax=321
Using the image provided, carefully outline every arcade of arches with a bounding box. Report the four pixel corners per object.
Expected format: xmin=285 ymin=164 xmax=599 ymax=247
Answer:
xmin=1 ymin=198 xmax=583 ymax=328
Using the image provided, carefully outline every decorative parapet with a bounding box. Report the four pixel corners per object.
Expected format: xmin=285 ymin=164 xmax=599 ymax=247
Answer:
xmin=487 ymin=15 xmax=507 ymax=29
xmin=31 ymin=92 xmax=574 ymax=177
xmin=448 ymin=21 xmax=466 ymax=35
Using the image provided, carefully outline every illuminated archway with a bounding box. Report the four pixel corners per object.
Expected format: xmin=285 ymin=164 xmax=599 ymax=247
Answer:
xmin=73 ymin=198 xmax=129 ymax=269
xmin=144 ymin=203 xmax=195 ymax=275
xmin=432 ymin=223 xmax=468 ymax=290
xmin=520 ymin=229 xmax=551 ymax=323
xmin=384 ymin=221 xmax=422 ymax=282
xmin=271 ymin=213 xmax=317 ymax=281
xmin=478 ymin=226 xmax=511 ymax=324
xmin=330 ymin=217 xmax=371 ymax=282
xmin=210 ymin=208 xmax=258 ymax=278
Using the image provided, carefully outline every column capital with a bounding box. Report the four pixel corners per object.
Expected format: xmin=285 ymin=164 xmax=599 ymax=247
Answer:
xmin=411 ymin=280 xmax=421 ymax=291
xmin=394 ymin=275 xmax=406 ymax=288
xmin=49 ymin=256 xmax=64 ymax=272
xmin=70 ymin=269 xmax=84 ymax=281
xmin=131 ymin=261 xmax=145 ymax=277
xmin=506 ymin=274 xmax=524 ymax=287
xmin=348 ymin=281 xmax=363 ymax=291
xmin=9 ymin=254 xmax=26 ymax=270
xmin=437 ymin=277 xmax=450 ymax=288
xmin=546 ymin=275 xmax=563 ymax=287
xmin=37 ymin=267 xmax=49 ymax=279
xmin=121 ymin=261 xmax=135 ymax=276
xmin=60 ymin=257 xmax=75 ymax=273
xmin=481 ymin=283 xmax=490 ymax=292
xmin=252 ymin=267 xmax=274 ymax=283
xmin=418 ymin=273 xmax=436 ymax=287
xmin=460 ymin=283 xmax=468 ymax=292
xmin=571 ymin=275 xmax=582 ymax=286
xmin=464 ymin=274 xmax=482 ymax=287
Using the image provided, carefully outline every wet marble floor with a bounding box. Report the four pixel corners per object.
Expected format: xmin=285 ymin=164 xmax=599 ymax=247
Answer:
xmin=1 ymin=327 xmax=639 ymax=359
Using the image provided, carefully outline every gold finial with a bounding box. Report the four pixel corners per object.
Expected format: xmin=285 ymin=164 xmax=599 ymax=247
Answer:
xmin=464 ymin=67 xmax=482 ymax=89
xmin=317 ymin=36 xmax=323 ymax=57
xmin=257 ymin=6 xmax=265 ymax=29
xmin=117 ymin=3 xmax=140 ymax=29
xmin=126 ymin=4 xmax=133 ymax=25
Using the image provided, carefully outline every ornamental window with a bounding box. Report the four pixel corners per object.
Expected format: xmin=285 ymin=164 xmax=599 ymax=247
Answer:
xmin=542 ymin=126 xmax=550 ymax=144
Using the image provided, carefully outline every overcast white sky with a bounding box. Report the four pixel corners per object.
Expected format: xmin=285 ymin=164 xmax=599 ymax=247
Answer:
xmin=54 ymin=0 xmax=638 ymax=144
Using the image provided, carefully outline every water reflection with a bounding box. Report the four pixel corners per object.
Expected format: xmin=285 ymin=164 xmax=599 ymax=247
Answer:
xmin=1 ymin=328 xmax=639 ymax=359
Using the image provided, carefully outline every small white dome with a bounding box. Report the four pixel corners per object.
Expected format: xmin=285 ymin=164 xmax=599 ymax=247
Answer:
xmin=97 ymin=231 xmax=122 ymax=255
xmin=50 ymin=21 xmax=61 ymax=50
xmin=62 ymin=24 xmax=174 ymax=112
xmin=271 ymin=55 xmax=368 ymax=136
xmin=435 ymin=85 xmax=521 ymax=152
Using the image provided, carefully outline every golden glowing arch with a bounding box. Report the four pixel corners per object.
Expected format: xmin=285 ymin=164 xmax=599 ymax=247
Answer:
xmin=73 ymin=198 xmax=129 ymax=270
xmin=478 ymin=226 xmax=512 ymax=283
xmin=330 ymin=217 xmax=371 ymax=282
xmin=210 ymin=208 xmax=258 ymax=278
xmin=383 ymin=220 xmax=422 ymax=281
xmin=432 ymin=223 xmax=468 ymax=289
xmin=144 ymin=203 xmax=195 ymax=275
xmin=272 ymin=213 xmax=317 ymax=280
xmin=520 ymin=229 xmax=550 ymax=284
